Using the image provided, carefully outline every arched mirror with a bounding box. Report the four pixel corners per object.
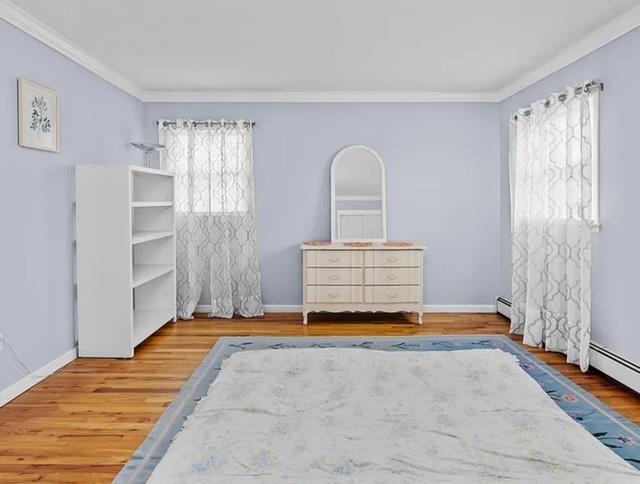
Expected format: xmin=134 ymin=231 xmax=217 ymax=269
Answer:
xmin=331 ymin=145 xmax=387 ymax=242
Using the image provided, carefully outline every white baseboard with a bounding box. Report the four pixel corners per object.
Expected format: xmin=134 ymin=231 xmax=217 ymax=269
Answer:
xmin=424 ymin=305 xmax=495 ymax=313
xmin=590 ymin=343 xmax=640 ymax=394
xmin=0 ymin=347 xmax=77 ymax=407
xmin=264 ymin=305 xmax=302 ymax=313
xmin=195 ymin=304 xmax=496 ymax=314
xmin=195 ymin=304 xmax=296 ymax=313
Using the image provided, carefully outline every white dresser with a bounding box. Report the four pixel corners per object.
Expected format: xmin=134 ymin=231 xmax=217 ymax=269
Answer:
xmin=301 ymin=243 xmax=424 ymax=325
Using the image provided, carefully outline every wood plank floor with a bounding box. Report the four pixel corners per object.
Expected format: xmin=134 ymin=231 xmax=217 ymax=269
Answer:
xmin=1 ymin=312 xmax=639 ymax=482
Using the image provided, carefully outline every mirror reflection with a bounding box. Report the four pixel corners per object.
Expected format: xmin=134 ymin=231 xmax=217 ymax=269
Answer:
xmin=331 ymin=145 xmax=386 ymax=242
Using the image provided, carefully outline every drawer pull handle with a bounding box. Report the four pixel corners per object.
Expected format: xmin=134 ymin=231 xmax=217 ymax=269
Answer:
xmin=328 ymin=291 xmax=340 ymax=299
xmin=329 ymin=256 xmax=339 ymax=263
xmin=386 ymin=274 xmax=398 ymax=281
xmin=387 ymin=292 xmax=398 ymax=299
xmin=328 ymin=274 xmax=341 ymax=281
xmin=386 ymin=256 xmax=398 ymax=263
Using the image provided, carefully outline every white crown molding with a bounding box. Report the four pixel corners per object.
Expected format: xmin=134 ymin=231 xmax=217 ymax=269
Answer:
xmin=139 ymin=90 xmax=501 ymax=103
xmin=2 ymin=0 xmax=639 ymax=103
xmin=0 ymin=0 xmax=144 ymax=100
xmin=497 ymin=4 xmax=640 ymax=100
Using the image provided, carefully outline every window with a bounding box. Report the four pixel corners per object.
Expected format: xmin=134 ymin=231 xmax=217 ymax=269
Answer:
xmin=510 ymin=82 xmax=600 ymax=229
xmin=160 ymin=123 xmax=253 ymax=214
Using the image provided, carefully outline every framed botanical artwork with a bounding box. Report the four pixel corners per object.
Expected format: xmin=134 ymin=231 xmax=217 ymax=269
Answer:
xmin=18 ymin=79 xmax=60 ymax=152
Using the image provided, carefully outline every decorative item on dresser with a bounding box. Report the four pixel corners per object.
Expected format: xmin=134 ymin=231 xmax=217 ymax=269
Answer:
xmin=301 ymin=242 xmax=425 ymax=325
xmin=75 ymin=165 xmax=177 ymax=357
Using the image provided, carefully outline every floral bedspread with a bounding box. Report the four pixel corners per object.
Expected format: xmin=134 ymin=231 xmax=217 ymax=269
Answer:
xmin=148 ymin=348 xmax=640 ymax=483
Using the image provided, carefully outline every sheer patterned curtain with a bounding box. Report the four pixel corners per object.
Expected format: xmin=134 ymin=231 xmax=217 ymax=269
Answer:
xmin=159 ymin=119 xmax=263 ymax=319
xmin=509 ymin=83 xmax=599 ymax=371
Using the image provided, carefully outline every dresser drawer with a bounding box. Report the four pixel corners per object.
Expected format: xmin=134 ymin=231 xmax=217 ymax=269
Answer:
xmin=364 ymin=267 xmax=421 ymax=285
xmin=364 ymin=285 xmax=422 ymax=303
xmin=364 ymin=250 xmax=421 ymax=267
xmin=306 ymin=250 xmax=363 ymax=267
xmin=306 ymin=285 xmax=363 ymax=303
xmin=306 ymin=268 xmax=363 ymax=285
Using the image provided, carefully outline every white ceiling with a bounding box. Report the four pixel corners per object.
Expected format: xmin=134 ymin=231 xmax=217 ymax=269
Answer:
xmin=3 ymin=0 xmax=640 ymax=100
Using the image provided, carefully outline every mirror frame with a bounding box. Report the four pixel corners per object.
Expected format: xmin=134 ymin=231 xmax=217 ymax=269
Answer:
xmin=330 ymin=145 xmax=387 ymax=242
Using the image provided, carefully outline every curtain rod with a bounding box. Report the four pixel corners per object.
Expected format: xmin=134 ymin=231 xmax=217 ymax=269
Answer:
xmin=156 ymin=120 xmax=256 ymax=128
xmin=513 ymin=80 xmax=603 ymax=120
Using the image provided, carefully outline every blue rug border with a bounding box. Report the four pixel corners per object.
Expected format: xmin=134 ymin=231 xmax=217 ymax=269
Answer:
xmin=114 ymin=335 xmax=640 ymax=483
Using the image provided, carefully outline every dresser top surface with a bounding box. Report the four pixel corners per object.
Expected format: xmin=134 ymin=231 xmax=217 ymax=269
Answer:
xmin=301 ymin=242 xmax=425 ymax=251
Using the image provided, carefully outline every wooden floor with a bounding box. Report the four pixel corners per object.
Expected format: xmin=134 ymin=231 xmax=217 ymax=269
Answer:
xmin=1 ymin=312 xmax=639 ymax=482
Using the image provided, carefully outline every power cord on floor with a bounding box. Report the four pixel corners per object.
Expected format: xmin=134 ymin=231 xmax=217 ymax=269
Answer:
xmin=2 ymin=337 xmax=50 ymax=379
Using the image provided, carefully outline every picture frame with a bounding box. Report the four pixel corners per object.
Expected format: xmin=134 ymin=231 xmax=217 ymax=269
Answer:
xmin=18 ymin=79 xmax=60 ymax=152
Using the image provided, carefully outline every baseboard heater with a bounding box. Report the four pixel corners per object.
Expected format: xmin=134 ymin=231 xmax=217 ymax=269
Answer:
xmin=590 ymin=343 xmax=640 ymax=394
xmin=495 ymin=297 xmax=640 ymax=394
xmin=496 ymin=297 xmax=511 ymax=319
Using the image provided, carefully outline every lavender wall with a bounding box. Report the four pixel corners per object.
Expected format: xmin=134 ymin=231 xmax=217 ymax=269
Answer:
xmin=499 ymin=27 xmax=640 ymax=361
xmin=144 ymin=102 xmax=501 ymax=308
xmin=0 ymin=18 xmax=144 ymax=392
xmin=5 ymin=8 xmax=634 ymax=399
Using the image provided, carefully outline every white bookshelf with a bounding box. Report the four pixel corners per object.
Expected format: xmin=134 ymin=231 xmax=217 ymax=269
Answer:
xmin=132 ymin=230 xmax=174 ymax=245
xmin=75 ymin=164 xmax=177 ymax=358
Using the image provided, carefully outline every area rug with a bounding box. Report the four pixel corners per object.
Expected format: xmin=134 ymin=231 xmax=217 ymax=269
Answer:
xmin=115 ymin=336 xmax=640 ymax=483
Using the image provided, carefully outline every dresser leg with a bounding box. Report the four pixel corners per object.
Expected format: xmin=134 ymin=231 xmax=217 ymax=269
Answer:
xmin=302 ymin=312 xmax=308 ymax=325
xmin=417 ymin=312 xmax=423 ymax=325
